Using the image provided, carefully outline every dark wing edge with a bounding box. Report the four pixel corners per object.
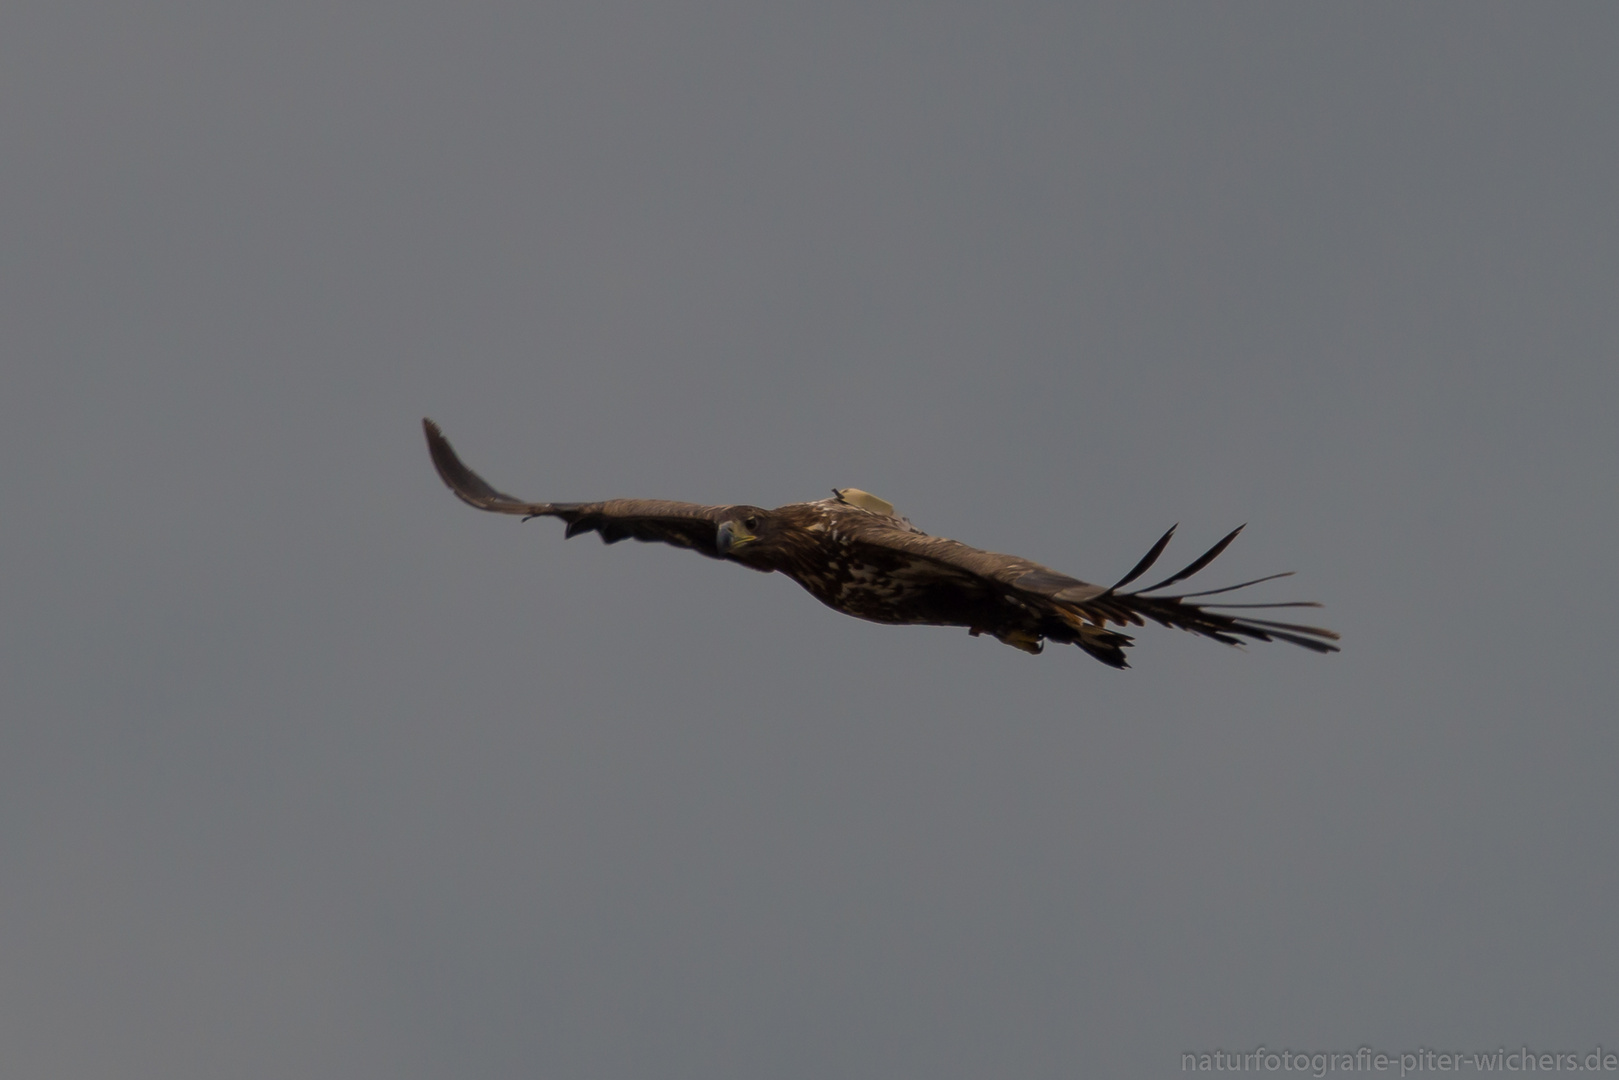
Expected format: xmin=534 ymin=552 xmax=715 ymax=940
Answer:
xmin=422 ymin=418 xmax=731 ymax=557
xmin=424 ymin=417 xmax=554 ymax=515
xmin=1059 ymin=526 xmax=1341 ymax=662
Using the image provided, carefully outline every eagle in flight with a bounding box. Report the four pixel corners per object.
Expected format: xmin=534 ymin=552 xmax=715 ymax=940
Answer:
xmin=424 ymin=419 xmax=1338 ymax=668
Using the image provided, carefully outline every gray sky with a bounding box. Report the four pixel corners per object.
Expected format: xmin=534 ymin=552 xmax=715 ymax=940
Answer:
xmin=3 ymin=4 xmax=1616 ymax=1077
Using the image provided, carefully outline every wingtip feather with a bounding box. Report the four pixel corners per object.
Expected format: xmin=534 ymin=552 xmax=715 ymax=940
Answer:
xmin=422 ymin=418 xmax=549 ymax=514
xmin=1108 ymin=524 xmax=1179 ymax=592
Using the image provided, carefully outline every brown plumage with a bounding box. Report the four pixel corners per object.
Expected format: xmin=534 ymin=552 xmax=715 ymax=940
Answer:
xmin=423 ymin=419 xmax=1339 ymax=668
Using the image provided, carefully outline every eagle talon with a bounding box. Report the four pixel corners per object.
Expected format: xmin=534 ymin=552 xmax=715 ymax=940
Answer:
xmin=993 ymin=629 xmax=1044 ymax=655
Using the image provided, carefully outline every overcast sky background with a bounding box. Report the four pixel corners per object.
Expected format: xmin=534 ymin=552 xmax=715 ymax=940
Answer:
xmin=3 ymin=5 xmax=1616 ymax=1078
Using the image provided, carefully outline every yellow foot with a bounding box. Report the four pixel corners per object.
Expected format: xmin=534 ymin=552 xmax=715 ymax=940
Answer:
xmin=993 ymin=629 xmax=1044 ymax=655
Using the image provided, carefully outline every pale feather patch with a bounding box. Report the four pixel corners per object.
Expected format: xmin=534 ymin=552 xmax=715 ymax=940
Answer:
xmin=833 ymin=488 xmax=897 ymax=517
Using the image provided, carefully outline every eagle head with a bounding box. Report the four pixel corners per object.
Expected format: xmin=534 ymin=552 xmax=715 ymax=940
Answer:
xmin=715 ymin=508 xmax=780 ymax=569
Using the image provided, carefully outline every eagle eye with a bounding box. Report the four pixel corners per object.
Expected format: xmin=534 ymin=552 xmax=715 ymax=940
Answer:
xmin=743 ymin=515 xmax=759 ymax=530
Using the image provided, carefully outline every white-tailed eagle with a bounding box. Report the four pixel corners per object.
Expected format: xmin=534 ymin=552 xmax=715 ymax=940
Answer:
xmin=424 ymin=419 xmax=1338 ymax=668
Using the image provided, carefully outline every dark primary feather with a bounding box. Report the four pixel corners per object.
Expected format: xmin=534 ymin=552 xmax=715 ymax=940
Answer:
xmin=1133 ymin=525 xmax=1247 ymax=594
xmin=423 ymin=418 xmax=1339 ymax=667
xmin=1108 ymin=525 xmax=1179 ymax=591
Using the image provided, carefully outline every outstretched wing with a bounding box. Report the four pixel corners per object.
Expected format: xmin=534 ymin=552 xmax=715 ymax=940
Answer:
xmin=829 ymin=516 xmax=1338 ymax=665
xmin=1004 ymin=524 xmax=1339 ymax=651
xmin=423 ymin=418 xmax=734 ymax=556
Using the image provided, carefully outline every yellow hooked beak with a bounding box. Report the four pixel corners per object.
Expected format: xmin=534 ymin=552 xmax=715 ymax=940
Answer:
xmin=716 ymin=519 xmax=757 ymax=556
